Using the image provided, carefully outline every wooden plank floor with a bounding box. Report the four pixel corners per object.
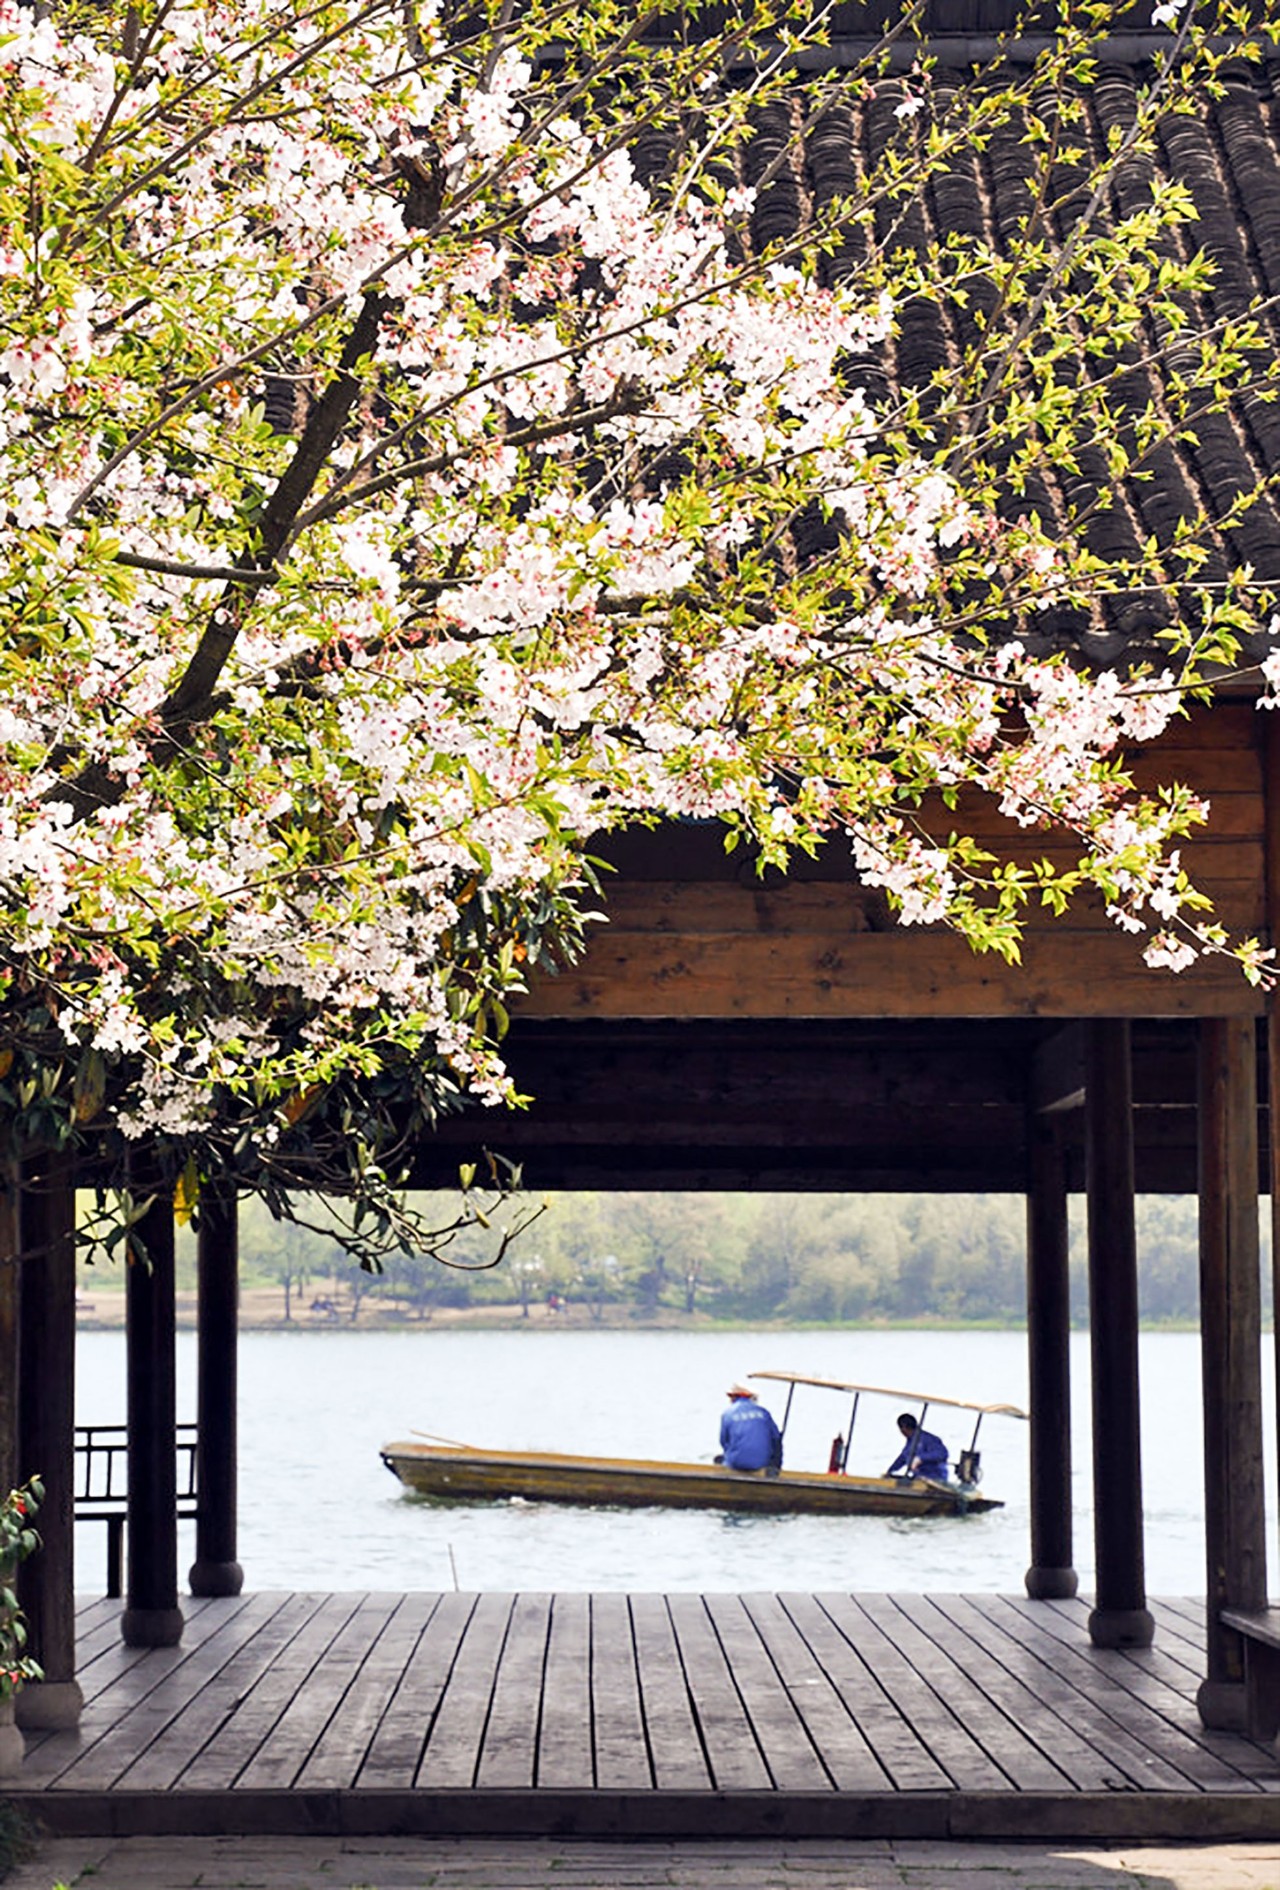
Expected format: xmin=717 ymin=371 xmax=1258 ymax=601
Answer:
xmin=12 ymin=1592 xmax=1280 ymax=1841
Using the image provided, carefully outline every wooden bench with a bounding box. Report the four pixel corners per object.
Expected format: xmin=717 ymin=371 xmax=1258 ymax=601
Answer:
xmin=1220 ymin=1607 xmax=1280 ymax=1740
xmin=75 ymin=1423 xmax=199 ymax=1598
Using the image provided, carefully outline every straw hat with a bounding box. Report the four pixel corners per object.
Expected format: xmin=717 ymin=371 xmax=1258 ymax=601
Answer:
xmin=726 ymin=1383 xmax=757 ymax=1400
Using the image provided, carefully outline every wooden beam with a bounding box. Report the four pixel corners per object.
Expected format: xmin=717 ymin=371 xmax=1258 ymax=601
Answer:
xmin=520 ymin=930 xmax=1264 ymax=1023
xmin=404 ymin=1018 xmax=1215 ymax=1192
xmin=501 ymin=1039 xmax=1030 ymax=1116
xmin=540 ymin=722 xmax=1267 ymax=1024
xmin=407 ymin=1149 xmax=1037 ymax=1193
xmin=430 ymin=1104 xmax=1030 ymax=1154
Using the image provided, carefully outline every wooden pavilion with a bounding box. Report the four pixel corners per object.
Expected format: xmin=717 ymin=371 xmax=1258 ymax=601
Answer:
xmin=7 ymin=0 xmax=1280 ymax=1839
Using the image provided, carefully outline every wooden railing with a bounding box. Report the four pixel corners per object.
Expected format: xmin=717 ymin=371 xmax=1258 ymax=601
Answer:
xmin=74 ymin=1423 xmax=199 ymax=1598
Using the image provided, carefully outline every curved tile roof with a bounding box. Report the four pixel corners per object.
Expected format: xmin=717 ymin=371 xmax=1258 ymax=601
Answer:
xmin=639 ymin=54 xmax=1280 ymax=662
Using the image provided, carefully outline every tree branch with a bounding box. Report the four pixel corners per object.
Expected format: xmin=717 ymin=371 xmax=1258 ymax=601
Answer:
xmin=50 ymin=290 xmax=388 ymax=819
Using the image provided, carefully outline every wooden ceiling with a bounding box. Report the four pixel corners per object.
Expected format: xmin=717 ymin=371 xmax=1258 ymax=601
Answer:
xmin=410 ymin=1015 xmax=1218 ymax=1193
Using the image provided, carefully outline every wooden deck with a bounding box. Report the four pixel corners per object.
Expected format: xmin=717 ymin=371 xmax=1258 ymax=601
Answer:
xmin=11 ymin=1592 xmax=1280 ymax=1841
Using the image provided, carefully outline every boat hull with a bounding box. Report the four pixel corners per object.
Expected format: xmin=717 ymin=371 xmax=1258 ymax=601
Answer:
xmin=379 ymin=1443 xmax=1001 ymax=1516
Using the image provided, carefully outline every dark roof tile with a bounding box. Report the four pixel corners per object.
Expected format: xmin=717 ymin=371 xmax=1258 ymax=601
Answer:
xmin=762 ymin=61 xmax=1280 ymax=658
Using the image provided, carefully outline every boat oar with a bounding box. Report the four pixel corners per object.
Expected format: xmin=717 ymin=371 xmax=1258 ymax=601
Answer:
xmin=411 ymin=1428 xmax=480 ymax=1451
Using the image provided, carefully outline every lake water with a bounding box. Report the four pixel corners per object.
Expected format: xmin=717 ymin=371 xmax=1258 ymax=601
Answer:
xmin=73 ymin=1327 xmax=1272 ymax=1596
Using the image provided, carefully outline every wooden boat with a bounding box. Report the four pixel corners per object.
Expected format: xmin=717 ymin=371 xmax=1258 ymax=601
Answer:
xmin=380 ymin=1373 xmax=1026 ymax=1518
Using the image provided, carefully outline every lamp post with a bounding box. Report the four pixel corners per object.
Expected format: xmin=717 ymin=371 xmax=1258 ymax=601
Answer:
xmin=515 ymin=1255 xmax=542 ymax=1318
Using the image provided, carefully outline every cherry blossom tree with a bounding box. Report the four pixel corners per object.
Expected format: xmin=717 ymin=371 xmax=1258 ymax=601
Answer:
xmin=1 ymin=0 xmax=1277 ymax=1247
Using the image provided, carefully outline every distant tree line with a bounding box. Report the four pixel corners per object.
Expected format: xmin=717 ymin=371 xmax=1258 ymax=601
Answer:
xmin=209 ymin=1190 xmax=1263 ymax=1328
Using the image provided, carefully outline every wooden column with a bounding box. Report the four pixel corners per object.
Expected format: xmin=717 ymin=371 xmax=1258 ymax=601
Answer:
xmin=0 ymin=1164 xmax=20 ymax=1777
xmin=1024 ymin=1113 xmax=1077 ymax=1600
xmin=1197 ymin=1016 xmax=1267 ymax=1730
xmin=15 ymin=1146 xmax=83 ymax=1730
xmin=1268 ymin=715 xmax=1280 ymax=1667
xmin=1084 ymin=1019 xmax=1154 ymax=1648
xmin=1271 ymin=1003 xmax=1280 ymax=1634
xmin=0 ymin=1165 xmax=16 ymax=1503
xmin=123 ymin=1183 xmax=183 ymax=1648
xmin=189 ymin=1186 xmax=243 ymax=1597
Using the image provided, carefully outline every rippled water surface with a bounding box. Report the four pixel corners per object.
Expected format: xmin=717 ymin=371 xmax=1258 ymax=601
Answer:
xmin=75 ymin=1326 xmax=1256 ymax=1594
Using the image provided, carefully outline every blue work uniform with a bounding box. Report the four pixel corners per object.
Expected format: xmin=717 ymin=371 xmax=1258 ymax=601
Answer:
xmin=720 ymin=1399 xmax=783 ymax=1472
xmin=887 ymin=1427 xmax=949 ymax=1481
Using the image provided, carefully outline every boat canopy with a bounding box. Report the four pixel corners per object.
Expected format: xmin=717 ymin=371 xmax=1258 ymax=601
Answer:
xmin=747 ymin=1371 xmax=1028 ymax=1421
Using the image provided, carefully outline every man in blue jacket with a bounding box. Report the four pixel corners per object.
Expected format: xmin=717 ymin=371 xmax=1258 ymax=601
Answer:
xmin=718 ymin=1384 xmax=783 ymax=1474
xmin=885 ymin=1412 xmax=949 ymax=1482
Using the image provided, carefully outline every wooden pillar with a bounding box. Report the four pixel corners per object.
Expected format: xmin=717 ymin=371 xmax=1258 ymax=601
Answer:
xmin=1271 ymin=1002 xmax=1280 ymax=1637
xmin=1024 ymin=1113 xmax=1077 ymax=1599
xmin=0 ymin=1165 xmax=16 ymax=1502
xmin=189 ymin=1186 xmax=243 ymax=1597
xmin=15 ymin=1146 xmax=83 ymax=1730
xmin=1197 ymin=1016 xmax=1267 ymax=1730
xmin=0 ymin=1164 xmax=20 ymax=1777
xmin=122 ymin=1182 xmax=183 ymax=1648
xmin=1084 ymin=1019 xmax=1154 ymax=1648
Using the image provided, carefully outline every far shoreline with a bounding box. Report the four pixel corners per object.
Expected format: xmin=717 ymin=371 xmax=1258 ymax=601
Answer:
xmin=73 ymin=1289 xmax=1205 ymax=1336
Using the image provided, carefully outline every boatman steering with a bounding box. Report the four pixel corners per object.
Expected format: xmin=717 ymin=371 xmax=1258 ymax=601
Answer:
xmin=718 ymin=1383 xmax=783 ymax=1475
xmin=885 ymin=1412 xmax=949 ymax=1482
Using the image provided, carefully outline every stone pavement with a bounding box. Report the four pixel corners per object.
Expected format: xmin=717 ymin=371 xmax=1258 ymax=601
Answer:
xmin=6 ymin=1838 xmax=1280 ymax=1890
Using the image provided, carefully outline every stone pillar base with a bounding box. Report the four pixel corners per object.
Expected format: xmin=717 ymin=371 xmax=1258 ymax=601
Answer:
xmin=1025 ymin=1564 xmax=1079 ymax=1600
xmin=0 ymin=1699 xmax=23 ymax=1779
xmin=1197 ymin=1677 xmax=1249 ymax=1732
xmin=188 ymin=1557 xmax=244 ymax=1598
xmin=121 ymin=1606 xmax=184 ymax=1648
xmin=14 ymin=1678 xmax=83 ymax=1731
xmin=1088 ymin=1604 xmax=1155 ymax=1648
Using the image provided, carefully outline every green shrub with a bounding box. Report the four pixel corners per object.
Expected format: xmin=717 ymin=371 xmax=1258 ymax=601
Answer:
xmin=0 ymin=1799 xmax=36 ymax=1880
